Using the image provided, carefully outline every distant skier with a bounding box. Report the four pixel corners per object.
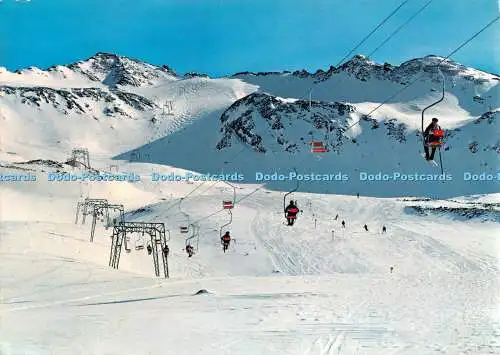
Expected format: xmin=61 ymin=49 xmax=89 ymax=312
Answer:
xmin=423 ymin=118 xmax=443 ymax=161
xmin=221 ymin=231 xmax=231 ymax=252
xmin=390 ymin=266 xmax=394 ymax=273
xmin=334 ymin=214 xmax=339 ymax=221
xmin=185 ymin=244 xmax=194 ymax=257
xmin=356 ymin=193 xmax=359 ymax=198
xmin=364 ymin=224 xmax=368 ymax=232
xmin=284 ymin=200 xmax=299 ymax=226
xmin=341 ymin=220 xmax=346 ymax=228
xmin=382 ymin=226 xmax=387 ymax=233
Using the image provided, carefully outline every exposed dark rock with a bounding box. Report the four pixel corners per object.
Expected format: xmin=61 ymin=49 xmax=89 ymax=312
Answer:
xmin=0 ymin=86 xmax=157 ymax=117
xmin=216 ymin=92 xmax=355 ymax=153
xmin=405 ymin=205 xmax=500 ymax=222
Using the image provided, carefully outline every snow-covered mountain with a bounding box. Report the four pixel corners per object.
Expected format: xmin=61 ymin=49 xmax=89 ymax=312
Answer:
xmin=233 ymin=54 xmax=498 ymax=86
xmin=1 ymin=53 xmax=498 ymax=197
xmin=66 ymin=52 xmax=178 ymax=87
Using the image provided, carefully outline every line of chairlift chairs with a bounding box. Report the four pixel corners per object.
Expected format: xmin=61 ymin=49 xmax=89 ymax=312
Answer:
xmin=125 ymin=230 xmax=171 ymax=259
xmin=178 ymin=140 xmax=329 ymax=257
xmin=181 ymin=199 xmax=234 ymax=257
xmin=121 ymin=78 xmax=448 ymax=260
xmin=123 ymin=136 xmax=372 ymax=258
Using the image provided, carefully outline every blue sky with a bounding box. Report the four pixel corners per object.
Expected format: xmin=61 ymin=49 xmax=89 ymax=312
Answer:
xmin=0 ymin=0 xmax=498 ymax=76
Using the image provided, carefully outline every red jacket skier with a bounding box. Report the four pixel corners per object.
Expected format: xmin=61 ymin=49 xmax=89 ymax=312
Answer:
xmin=424 ymin=118 xmax=443 ymax=161
xmin=221 ymin=232 xmax=231 ymax=252
xmin=285 ymin=201 xmax=299 ymax=226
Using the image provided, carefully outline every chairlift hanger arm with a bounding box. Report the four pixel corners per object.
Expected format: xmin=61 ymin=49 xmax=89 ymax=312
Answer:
xmin=178 ymin=197 xmax=190 ymax=221
xmin=284 ymin=168 xmax=299 ymax=212
xmin=421 ymin=67 xmax=445 ymax=142
xmin=219 ymin=210 xmax=233 ymax=237
xmin=223 ymin=181 xmax=237 ymax=204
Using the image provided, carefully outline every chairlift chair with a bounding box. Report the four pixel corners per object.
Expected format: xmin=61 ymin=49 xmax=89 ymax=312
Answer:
xmin=184 ymin=224 xmax=199 ymax=256
xmin=222 ymin=182 xmax=236 ymax=209
xmin=426 ymin=141 xmax=444 ymax=147
xmin=178 ymin=198 xmax=190 ymax=234
xmin=135 ymin=232 xmax=145 ymax=250
xmin=310 ymin=141 xmax=328 ymax=153
xmin=283 ymin=168 xmax=300 ymax=218
xmin=135 ymin=241 xmax=145 ymax=250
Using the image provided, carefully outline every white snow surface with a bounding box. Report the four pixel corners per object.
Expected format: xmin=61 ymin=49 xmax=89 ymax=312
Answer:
xmin=0 ymin=54 xmax=499 ymax=354
xmin=1 ymin=159 xmax=499 ymax=354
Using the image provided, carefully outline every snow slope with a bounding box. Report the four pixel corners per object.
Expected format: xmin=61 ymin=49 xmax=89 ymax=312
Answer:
xmin=1 ymin=160 xmax=498 ymax=354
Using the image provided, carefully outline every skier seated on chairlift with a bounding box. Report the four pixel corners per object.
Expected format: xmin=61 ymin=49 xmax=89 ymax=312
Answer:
xmin=423 ymin=118 xmax=443 ymax=161
xmin=221 ymin=231 xmax=231 ymax=252
xmin=185 ymin=244 xmax=194 ymax=257
xmin=163 ymin=245 xmax=170 ymax=257
xmin=146 ymin=244 xmax=153 ymax=255
xmin=285 ymin=200 xmax=299 ymax=226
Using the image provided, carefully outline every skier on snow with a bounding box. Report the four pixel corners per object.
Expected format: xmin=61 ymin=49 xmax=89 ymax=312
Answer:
xmin=284 ymin=200 xmax=299 ymax=226
xmin=341 ymin=220 xmax=346 ymax=228
xmin=423 ymin=118 xmax=443 ymax=161
xmin=364 ymin=224 xmax=368 ymax=232
xmin=221 ymin=231 xmax=231 ymax=252
xmin=382 ymin=226 xmax=387 ymax=233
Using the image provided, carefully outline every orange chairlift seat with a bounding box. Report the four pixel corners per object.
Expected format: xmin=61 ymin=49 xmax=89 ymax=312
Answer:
xmin=310 ymin=141 xmax=328 ymax=153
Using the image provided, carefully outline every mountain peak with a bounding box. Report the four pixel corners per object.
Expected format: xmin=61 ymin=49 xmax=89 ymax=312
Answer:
xmin=66 ymin=52 xmax=178 ymax=87
xmin=92 ymin=52 xmax=120 ymax=59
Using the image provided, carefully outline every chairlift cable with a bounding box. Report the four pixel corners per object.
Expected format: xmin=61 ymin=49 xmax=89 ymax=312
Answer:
xmin=367 ymin=0 xmax=436 ymax=58
xmin=343 ymin=15 xmax=500 ymax=133
xmin=297 ymin=0 xmax=414 ymax=101
xmin=335 ymin=0 xmax=413 ymax=67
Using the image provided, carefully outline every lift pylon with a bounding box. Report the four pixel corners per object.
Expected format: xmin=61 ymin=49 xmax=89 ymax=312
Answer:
xmin=67 ymin=148 xmax=91 ymax=170
xmin=75 ymin=198 xmax=108 ymax=225
xmin=89 ymin=203 xmax=125 ymax=242
xmin=109 ymin=221 xmax=169 ymax=278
